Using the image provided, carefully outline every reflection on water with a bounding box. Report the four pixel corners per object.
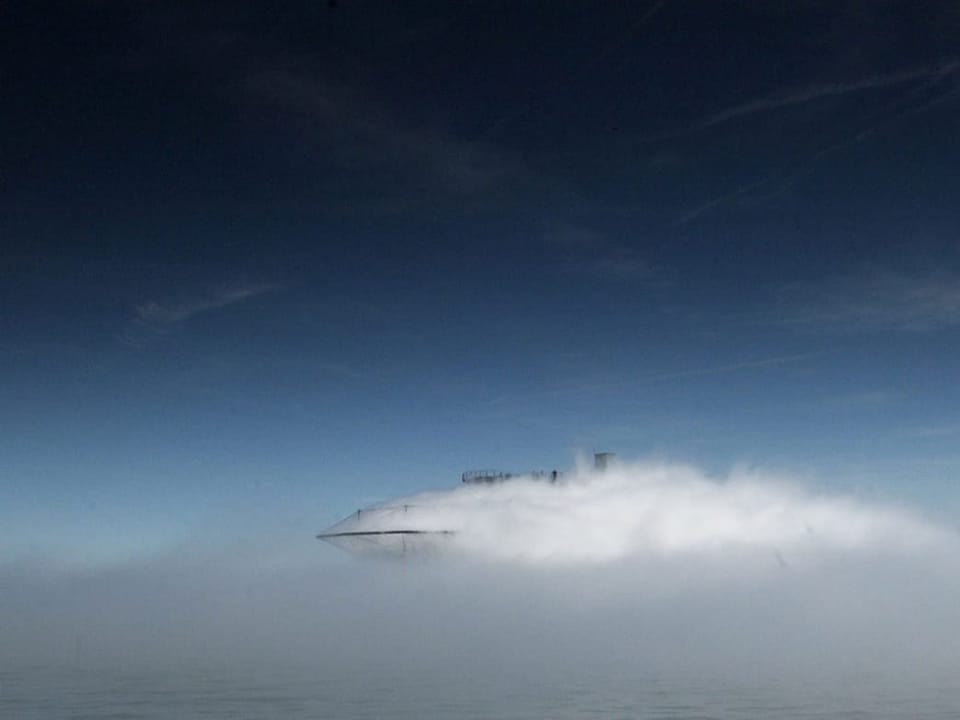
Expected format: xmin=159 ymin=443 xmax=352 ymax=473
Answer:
xmin=2 ymin=663 xmax=958 ymax=719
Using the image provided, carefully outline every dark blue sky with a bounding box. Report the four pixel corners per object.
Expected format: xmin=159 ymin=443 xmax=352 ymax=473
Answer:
xmin=3 ymin=1 xmax=960 ymax=565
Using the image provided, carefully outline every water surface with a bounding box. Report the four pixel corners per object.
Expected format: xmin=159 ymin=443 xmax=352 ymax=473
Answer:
xmin=3 ymin=663 xmax=957 ymax=719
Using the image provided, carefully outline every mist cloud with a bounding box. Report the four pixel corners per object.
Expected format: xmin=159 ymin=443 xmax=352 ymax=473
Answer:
xmin=4 ymin=458 xmax=959 ymax=690
xmin=323 ymin=459 xmax=953 ymax=564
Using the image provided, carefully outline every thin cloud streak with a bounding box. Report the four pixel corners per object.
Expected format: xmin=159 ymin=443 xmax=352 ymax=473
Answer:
xmin=247 ymin=70 xmax=519 ymax=197
xmin=780 ymin=268 xmax=960 ymax=333
xmin=637 ymin=59 xmax=958 ymax=153
xmin=901 ymin=424 xmax=960 ymax=439
xmin=637 ymin=352 xmax=819 ymax=383
xmin=545 ymin=223 xmax=656 ymax=281
xmin=674 ymin=68 xmax=960 ymax=226
xmin=697 ymin=60 xmax=958 ymax=129
xmin=545 ymin=352 xmax=818 ymax=402
xmin=122 ymin=282 xmax=276 ymax=346
xmin=673 ymin=176 xmax=770 ymax=226
xmin=478 ymin=353 xmax=818 ymax=413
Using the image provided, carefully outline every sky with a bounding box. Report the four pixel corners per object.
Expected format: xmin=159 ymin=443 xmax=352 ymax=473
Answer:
xmin=3 ymin=1 xmax=960 ymax=575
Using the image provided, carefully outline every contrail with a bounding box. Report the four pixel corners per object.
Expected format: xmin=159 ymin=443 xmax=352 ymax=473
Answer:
xmin=638 ymin=59 xmax=958 ymax=146
xmin=674 ymin=64 xmax=960 ymax=225
xmin=697 ymin=61 xmax=958 ymax=129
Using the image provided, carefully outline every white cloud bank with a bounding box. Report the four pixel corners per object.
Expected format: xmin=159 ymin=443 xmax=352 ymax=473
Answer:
xmin=323 ymin=459 xmax=954 ymax=564
xmin=5 ymin=458 xmax=960 ymax=690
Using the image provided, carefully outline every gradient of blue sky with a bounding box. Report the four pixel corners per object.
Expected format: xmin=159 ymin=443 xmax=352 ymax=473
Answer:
xmin=3 ymin=1 xmax=960 ymax=566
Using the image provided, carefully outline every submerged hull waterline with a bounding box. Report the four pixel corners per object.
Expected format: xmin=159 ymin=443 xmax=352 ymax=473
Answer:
xmin=317 ymin=529 xmax=456 ymax=556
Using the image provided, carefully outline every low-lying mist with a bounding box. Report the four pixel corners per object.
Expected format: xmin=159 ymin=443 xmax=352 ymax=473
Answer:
xmin=4 ymin=459 xmax=959 ymax=688
xmin=324 ymin=459 xmax=952 ymax=562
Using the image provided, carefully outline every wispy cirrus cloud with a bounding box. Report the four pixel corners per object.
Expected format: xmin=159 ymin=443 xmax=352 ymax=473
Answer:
xmin=697 ymin=60 xmax=958 ymax=130
xmin=541 ymin=352 xmax=818 ymax=403
xmin=122 ymin=282 xmax=276 ymax=346
xmin=246 ymin=69 xmax=519 ymax=198
xmin=545 ymin=223 xmax=655 ymax=281
xmin=642 ymin=60 xmax=959 ymax=147
xmin=779 ymin=267 xmax=960 ymax=333
xmin=901 ymin=423 xmax=960 ymax=439
xmin=674 ymin=63 xmax=960 ymax=226
xmin=479 ymin=352 xmax=817 ymax=412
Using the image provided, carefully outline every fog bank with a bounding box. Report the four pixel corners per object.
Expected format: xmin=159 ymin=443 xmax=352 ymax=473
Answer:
xmin=325 ymin=459 xmax=954 ymax=563
xmin=3 ymin=459 xmax=959 ymax=686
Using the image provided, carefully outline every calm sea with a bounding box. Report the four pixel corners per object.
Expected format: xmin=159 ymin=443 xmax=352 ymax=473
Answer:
xmin=2 ymin=663 xmax=957 ymax=719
